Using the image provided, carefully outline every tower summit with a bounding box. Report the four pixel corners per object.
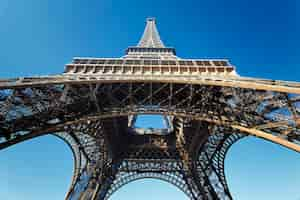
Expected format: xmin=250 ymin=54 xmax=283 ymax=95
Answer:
xmin=69 ymin=18 xmax=235 ymax=76
xmin=125 ymin=18 xmax=177 ymax=59
xmin=0 ymin=18 xmax=299 ymax=200
xmin=138 ymin=18 xmax=165 ymax=48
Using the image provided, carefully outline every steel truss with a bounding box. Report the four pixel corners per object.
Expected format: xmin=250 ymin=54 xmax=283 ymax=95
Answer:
xmin=0 ymin=78 xmax=299 ymax=199
xmin=1 ymin=18 xmax=300 ymax=200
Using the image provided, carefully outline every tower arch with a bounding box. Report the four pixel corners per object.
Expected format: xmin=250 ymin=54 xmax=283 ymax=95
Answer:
xmin=0 ymin=17 xmax=299 ymax=200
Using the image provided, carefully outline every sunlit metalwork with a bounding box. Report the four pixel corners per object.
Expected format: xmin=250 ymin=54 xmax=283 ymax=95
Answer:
xmin=0 ymin=18 xmax=299 ymax=199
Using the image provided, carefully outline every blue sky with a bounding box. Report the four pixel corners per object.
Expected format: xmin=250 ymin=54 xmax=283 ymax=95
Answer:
xmin=0 ymin=0 xmax=299 ymax=199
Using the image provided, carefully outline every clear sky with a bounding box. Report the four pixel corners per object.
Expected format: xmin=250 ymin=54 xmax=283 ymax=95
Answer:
xmin=0 ymin=0 xmax=299 ymax=199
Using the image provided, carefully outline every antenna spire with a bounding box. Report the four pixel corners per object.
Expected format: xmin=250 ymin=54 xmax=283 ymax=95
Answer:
xmin=137 ymin=18 xmax=165 ymax=48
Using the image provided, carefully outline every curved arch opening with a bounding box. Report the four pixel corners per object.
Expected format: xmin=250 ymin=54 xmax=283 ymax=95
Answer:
xmin=109 ymin=178 xmax=189 ymax=200
xmin=225 ymin=136 xmax=300 ymax=200
xmin=0 ymin=135 xmax=74 ymax=200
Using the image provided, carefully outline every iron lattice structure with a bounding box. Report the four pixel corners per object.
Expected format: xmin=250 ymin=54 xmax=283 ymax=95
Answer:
xmin=0 ymin=18 xmax=300 ymax=200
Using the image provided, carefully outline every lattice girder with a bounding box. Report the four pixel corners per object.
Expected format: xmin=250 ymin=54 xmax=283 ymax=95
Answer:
xmin=0 ymin=79 xmax=299 ymax=200
xmin=1 ymin=17 xmax=300 ymax=200
xmin=1 ymin=81 xmax=299 ymax=152
xmin=0 ymin=79 xmax=300 ymax=199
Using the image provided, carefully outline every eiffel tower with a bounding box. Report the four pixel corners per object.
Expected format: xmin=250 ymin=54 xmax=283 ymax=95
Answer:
xmin=0 ymin=18 xmax=299 ymax=200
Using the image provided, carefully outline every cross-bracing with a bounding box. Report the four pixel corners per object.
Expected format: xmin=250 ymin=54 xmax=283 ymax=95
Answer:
xmin=0 ymin=18 xmax=299 ymax=200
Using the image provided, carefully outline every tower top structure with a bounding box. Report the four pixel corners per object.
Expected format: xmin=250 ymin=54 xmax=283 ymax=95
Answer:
xmin=125 ymin=18 xmax=177 ymax=59
xmin=67 ymin=17 xmax=235 ymax=76
xmin=137 ymin=18 xmax=165 ymax=48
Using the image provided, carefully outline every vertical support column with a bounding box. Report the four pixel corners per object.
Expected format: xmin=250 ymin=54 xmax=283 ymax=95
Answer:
xmin=174 ymin=117 xmax=209 ymax=200
xmin=169 ymin=83 xmax=173 ymax=109
xmin=65 ymin=120 xmax=117 ymax=200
